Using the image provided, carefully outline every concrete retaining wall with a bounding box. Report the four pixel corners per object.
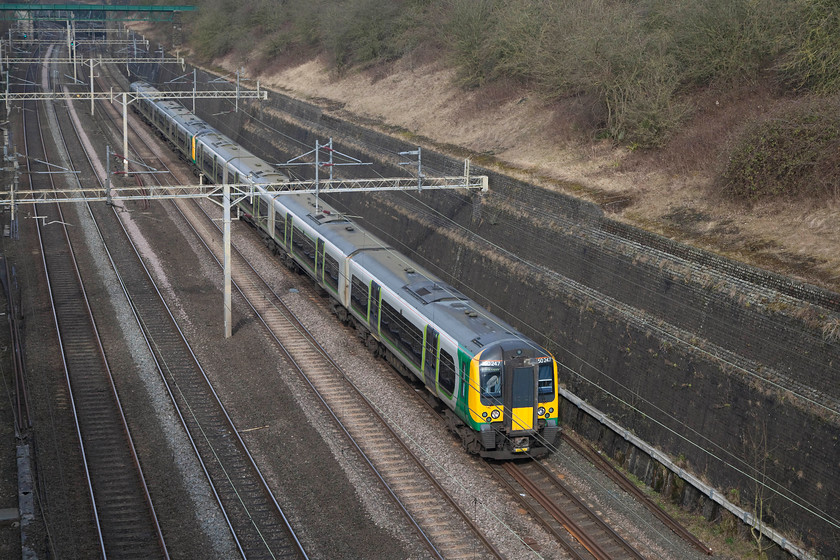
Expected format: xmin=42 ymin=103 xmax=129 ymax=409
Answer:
xmin=130 ymin=59 xmax=839 ymax=559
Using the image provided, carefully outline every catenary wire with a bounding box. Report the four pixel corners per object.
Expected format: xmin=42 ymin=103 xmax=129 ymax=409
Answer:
xmin=150 ymin=64 xmax=840 ymax=531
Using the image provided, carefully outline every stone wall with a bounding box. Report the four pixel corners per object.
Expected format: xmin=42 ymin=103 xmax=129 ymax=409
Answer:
xmin=131 ymin=60 xmax=840 ymax=558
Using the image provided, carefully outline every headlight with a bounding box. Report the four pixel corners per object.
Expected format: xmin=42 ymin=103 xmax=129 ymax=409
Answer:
xmin=490 ymin=409 xmax=500 ymax=420
xmin=537 ymin=407 xmax=545 ymax=417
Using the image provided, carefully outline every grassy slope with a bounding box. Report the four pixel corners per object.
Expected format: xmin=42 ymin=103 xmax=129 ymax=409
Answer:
xmin=246 ymin=53 xmax=840 ymax=294
xmin=139 ymin=22 xmax=840 ymax=295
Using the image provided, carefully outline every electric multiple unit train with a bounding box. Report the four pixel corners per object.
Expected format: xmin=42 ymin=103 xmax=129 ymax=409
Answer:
xmin=130 ymin=81 xmax=561 ymax=459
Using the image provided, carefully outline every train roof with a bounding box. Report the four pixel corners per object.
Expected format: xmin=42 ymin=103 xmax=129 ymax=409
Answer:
xmin=357 ymin=248 xmax=525 ymax=354
xmin=195 ymin=130 xmax=286 ymax=181
xmin=266 ymin=190 xmax=528 ymax=355
xmin=268 ymin=191 xmax=384 ymax=254
xmin=131 ymin=81 xmax=213 ymax=135
xmin=131 ymin=81 xmax=541 ymax=358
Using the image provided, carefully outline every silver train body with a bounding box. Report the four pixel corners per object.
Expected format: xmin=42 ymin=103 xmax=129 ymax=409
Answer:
xmin=130 ymin=81 xmax=561 ymax=459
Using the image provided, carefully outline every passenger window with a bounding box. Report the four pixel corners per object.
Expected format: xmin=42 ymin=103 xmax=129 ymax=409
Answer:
xmin=380 ymin=299 xmax=422 ymax=368
xmin=274 ymin=212 xmax=284 ymax=238
xmin=350 ymin=276 xmax=369 ymax=316
xmin=324 ymin=252 xmax=339 ymax=290
xmin=291 ymin=226 xmax=316 ymax=269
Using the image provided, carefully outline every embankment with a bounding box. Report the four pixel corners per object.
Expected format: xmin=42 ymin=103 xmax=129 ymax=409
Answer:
xmin=132 ymin=60 xmax=840 ymax=559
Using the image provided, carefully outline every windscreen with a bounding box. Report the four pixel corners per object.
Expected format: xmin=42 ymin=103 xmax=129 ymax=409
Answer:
xmin=479 ymin=364 xmax=502 ymax=406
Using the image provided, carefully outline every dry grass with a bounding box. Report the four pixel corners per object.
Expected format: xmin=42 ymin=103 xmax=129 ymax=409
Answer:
xmin=179 ymin=40 xmax=840 ymax=295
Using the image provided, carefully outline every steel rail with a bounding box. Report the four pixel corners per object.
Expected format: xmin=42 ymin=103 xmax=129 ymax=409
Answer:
xmin=137 ymin=125 xmax=502 ymax=558
xmin=88 ymin=62 xmax=308 ymax=560
xmin=3 ymin=256 xmax=31 ymax=436
xmin=19 ymin=56 xmax=104 ymax=560
xmin=25 ymin=90 xmax=107 ymax=560
xmin=489 ymin=459 xmax=646 ymax=560
xmin=22 ymin=52 xmax=168 ymax=558
xmin=49 ymin=56 xmax=176 ymax=560
xmin=506 ymin=462 xmax=611 ymax=560
xmin=561 ymin=432 xmax=714 ymax=555
xmin=44 ymin=49 xmax=171 ymax=560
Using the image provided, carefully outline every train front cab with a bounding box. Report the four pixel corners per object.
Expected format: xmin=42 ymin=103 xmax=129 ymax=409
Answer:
xmin=468 ymin=342 xmax=560 ymax=459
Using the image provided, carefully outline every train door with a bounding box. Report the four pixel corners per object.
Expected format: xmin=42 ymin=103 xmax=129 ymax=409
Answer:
xmin=423 ymin=327 xmax=439 ymax=390
xmin=369 ymin=283 xmax=381 ymax=333
xmin=316 ymin=238 xmax=324 ymax=281
xmin=285 ymin=214 xmax=293 ymax=248
xmin=503 ymin=351 xmax=537 ymax=435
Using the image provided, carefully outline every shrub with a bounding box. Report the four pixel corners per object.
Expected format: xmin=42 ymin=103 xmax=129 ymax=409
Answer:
xmin=321 ymin=0 xmax=414 ymax=71
xmin=436 ymin=0 xmax=502 ymax=87
xmin=644 ymin=0 xmax=791 ymax=88
xmin=718 ymin=98 xmax=840 ymax=200
xmin=779 ymin=0 xmax=840 ymax=94
xmin=518 ymin=1 xmax=686 ymax=146
xmin=192 ymin=0 xmax=241 ymax=59
xmin=186 ymin=0 xmax=840 ymax=150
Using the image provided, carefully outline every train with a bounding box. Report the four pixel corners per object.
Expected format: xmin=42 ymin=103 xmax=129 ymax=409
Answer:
xmin=129 ymin=80 xmax=561 ymax=459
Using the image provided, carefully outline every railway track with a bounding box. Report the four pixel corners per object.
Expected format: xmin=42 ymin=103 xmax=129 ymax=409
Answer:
xmin=110 ymin=68 xmax=673 ymax=558
xmin=3 ymin=256 xmax=30 ymax=437
xmin=57 ymin=53 xmax=309 ymax=560
xmin=23 ymin=49 xmax=168 ymax=559
xmin=175 ymin=183 xmax=502 ymax=560
xmin=560 ymin=433 xmax=713 ymax=555
xmin=98 ymin=81 xmax=503 ymax=556
xmin=489 ymin=459 xmax=645 ymax=560
xmin=90 ymin=47 xmax=706 ymax=559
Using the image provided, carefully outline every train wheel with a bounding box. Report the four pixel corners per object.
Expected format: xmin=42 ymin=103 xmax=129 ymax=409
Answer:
xmin=333 ymin=304 xmax=348 ymax=323
xmin=353 ymin=321 xmax=367 ymax=340
xmin=365 ymin=333 xmax=380 ymax=356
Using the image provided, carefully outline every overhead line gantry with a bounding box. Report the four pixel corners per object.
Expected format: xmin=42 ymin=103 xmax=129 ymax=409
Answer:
xmin=0 ymin=44 xmax=487 ymax=336
xmin=0 ymin=4 xmax=196 ymax=23
xmin=0 ymin=154 xmax=487 ymax=338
